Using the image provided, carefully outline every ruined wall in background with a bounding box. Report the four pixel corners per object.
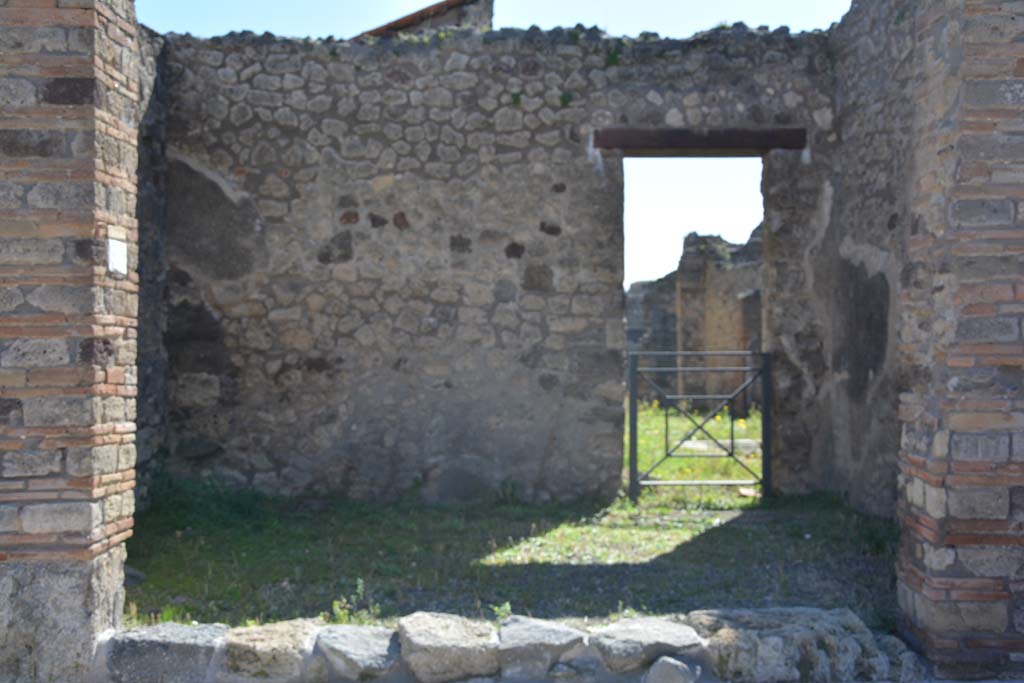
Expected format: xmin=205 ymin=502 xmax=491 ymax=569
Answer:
xmin=155 ymin=26 xmax=836 ymax=503
xmin=625 ymin=270 xmax=676 ymax=401
xmin=676 ymin=229 xmax=762 ymax=407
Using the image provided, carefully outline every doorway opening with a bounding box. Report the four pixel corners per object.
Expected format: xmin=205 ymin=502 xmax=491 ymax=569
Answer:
xmin=612 ymin=130 xmax=792 ymax=505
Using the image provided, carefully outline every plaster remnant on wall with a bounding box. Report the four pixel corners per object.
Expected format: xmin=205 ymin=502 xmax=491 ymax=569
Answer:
xmin=838 ymin=236 xmax=892 ymax=276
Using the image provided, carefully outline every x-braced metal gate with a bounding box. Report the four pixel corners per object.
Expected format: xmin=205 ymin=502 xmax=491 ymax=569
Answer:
xmin=627 ymin=351 xmax=773 ymax=502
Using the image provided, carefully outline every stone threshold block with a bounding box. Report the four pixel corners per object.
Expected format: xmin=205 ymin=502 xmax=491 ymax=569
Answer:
xmin=92 ymin=607 xmax=924 ymax=683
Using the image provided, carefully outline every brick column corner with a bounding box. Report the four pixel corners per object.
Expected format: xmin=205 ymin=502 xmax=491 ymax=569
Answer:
xmin=0 ymin=0 xmax=145 ymax=679
xmin=897 ymin=0 xmax=1024 ymax=676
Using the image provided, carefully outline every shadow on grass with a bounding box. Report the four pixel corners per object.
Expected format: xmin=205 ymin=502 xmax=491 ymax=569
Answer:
xmin=125 ymin=477 xmax=898 ymax=632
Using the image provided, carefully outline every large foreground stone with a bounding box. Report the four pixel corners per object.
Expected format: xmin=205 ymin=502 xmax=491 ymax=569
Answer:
xmin=688 ymin=608 xmax=889 ymax=683
xmin=642 ymin=656 xmax=700 ymax=683
xmin=590 ymin=617 xmax=706 ymax=672
xmin=219 ymin=618 xmax=322 ymax=683
xmin=0 ymin=549 xmax=124 ymax=683
xmin=875 ymin=634 xmax=926 ymax=683
xmin=399 ymin=612 xmax=499 ymax=683
xmin=499 ymin=615 xmax=586 ymax=679
xmin=106 ymin=623 xmax=228 ymax=683
xmin=315 ymin=625 xmax=398 ymax=680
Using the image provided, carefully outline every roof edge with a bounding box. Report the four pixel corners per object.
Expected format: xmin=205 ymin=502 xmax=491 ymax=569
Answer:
xmin=357 ymin=0 xmax=486 ymax=39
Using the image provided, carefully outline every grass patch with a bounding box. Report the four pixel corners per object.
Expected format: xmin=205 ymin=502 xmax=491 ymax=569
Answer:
xmin=126 ymin=475 xmax=898 ymax=631
xmin=126 ymin=403 xmax=895 ymax=630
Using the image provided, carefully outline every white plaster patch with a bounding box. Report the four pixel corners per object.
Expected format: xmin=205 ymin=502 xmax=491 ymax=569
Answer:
xmin=839 ymin=236 xmax=891 ymax=276
xmin=585 ymin=132 xmax=604 ymax=175
xmin=107 ymin=238 xmax=128 ymax=276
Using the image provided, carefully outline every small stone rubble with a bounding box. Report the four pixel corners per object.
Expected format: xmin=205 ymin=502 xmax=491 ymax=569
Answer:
xmin=95 ymin=608 xmax=923 ymax=683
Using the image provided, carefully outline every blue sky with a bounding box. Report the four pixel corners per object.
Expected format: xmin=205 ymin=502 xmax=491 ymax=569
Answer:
xmin=136 ymin=0 xmax=851 ymax=285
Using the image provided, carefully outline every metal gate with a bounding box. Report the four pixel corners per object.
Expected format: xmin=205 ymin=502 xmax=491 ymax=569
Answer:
xmin=627 ymin=351 xmax=773 ymax=502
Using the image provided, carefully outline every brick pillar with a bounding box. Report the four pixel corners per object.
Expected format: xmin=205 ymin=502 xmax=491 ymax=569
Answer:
xmin=898 ymin=0 xmax=1024 ymax=676
xmin=0 ymin=1 xmax=141 ymax=680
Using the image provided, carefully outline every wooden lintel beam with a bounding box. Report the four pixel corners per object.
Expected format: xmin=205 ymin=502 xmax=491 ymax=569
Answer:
xmin=592 ymin=128 xmax=808 ymax=157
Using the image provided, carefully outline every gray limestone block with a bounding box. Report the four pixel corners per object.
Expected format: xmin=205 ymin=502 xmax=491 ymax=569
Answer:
xmin=642 ymin=656 xmax=700 ymax=683
xmin=590 ymin=618 xmax=706 ymax=673
xmin=218 ymin=619 xmax=322 ymax=683
xmin=874 ymin=634 xmax=926 ymax=683
xmin=498 ymin=615 xmax=586 ymax=679
xmin=315 ymin=625 xmax=399 ymax=680
xmin=105 ymin=623 xmax=228 ymax=683
xmin=0 ymin=338 xmax=70 ymax=368
xmin=398 ymin=612 xmax=499 ymax=683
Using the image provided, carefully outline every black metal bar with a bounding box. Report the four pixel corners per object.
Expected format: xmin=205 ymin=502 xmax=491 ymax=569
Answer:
xmin=637 ymin=366 xmax=758 ymax=374
xmin=761 ymin=353 xmax=773 ymax=497
xmin=628 ymin=353 xmax=640 ymax=504
xmin=664 ymin=394 xmax=744 ymax=400
xmin=663 ymin=401 xmax=669 ymax=473
xmin=630 ymin=350 xmax=757 ymax=357
xmin=729 ymin=397 xmax=735 ymax=467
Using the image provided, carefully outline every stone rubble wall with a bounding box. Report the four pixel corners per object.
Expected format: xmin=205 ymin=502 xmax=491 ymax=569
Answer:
xmin=815 ymin=0 xmax=915 ymax=517
xmin=95 ymin=608 xmax=923 ymax=683
xmin=151 ymin=25 xmax=837 ymax=503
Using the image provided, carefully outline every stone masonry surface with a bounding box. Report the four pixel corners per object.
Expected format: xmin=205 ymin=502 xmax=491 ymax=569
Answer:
xmin=150 ymin=22 xmax=837 ymax=504
xmin=95 ymin=608 xmax=924 ymax=683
